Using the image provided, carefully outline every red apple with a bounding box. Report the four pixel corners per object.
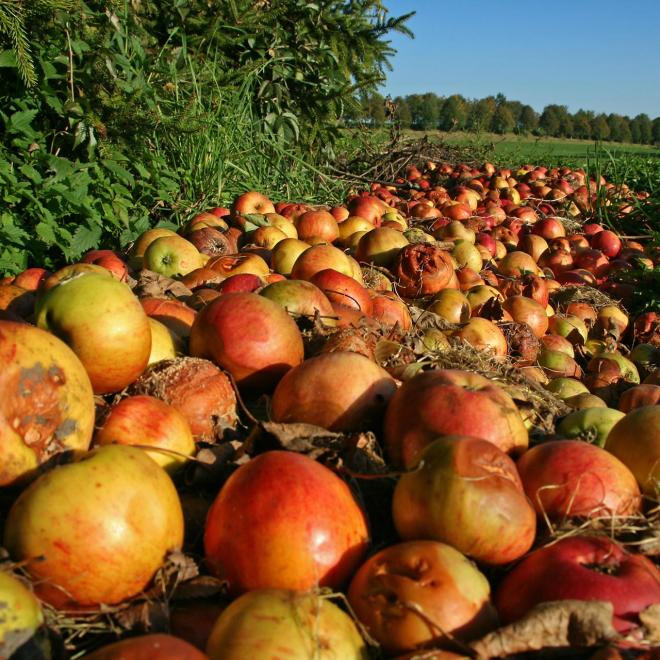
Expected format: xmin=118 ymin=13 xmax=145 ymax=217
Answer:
xmin=393 ymin=436 xmax=536 ymax=565
xmin=494 ymin=536 xmax=660 ymax=632
xmin=204 ymin=451 xmax=369 ymax=594
xmin=384 ymin=369 xmax=528 ymax=469
xmin=231 ymin=191 xmax=275 ymax=215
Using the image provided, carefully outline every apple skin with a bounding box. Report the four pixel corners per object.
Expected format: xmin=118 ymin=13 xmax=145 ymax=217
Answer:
xmin=310 ymin=268 xmax=373 ymax=315
xmin=231 ymin=191 xmax=275 ymax=215
xmin=259 ymin=279 xmax=336 ymax=326
xmin=347 ymin=540 xmax=496 ymax=655
xmin=604 ymin=405 xmax=660 ymax=495
xmin=205 ymin=589 xmax=367 ymax=660
xmin=494 ymin=536 xmax=660 ymax=633
xmin=81 ymin=249 xmax=128 ymax=281
xmin=4 ymin=445 xmax=184 ymax=609
xmin=270 ymin=351 xmax=397 ymax=432
xmin=129 ymin=227 xmax=179 ymax=270
xmin=94 ymin=394 xmax=196 ymax=474
xmin=142 ymin=235 xmax=204 ymax=278
xmin=516 ymin=439 xmax=641 ymax=519
xmin=290 ymin=243 xmax=356 ymax=281
xmin=35 ymin=273 xmax=152 ymax=395
xmin=384 ymin=369 xmax=528 ymax=469
xmin=84 ymin=635 xmax=207 ymax=660
xmin=13 ymin=267 xmax=51 ymax=291
xmin=204 ymin=451 xmax=369 ymax=595
xmin=0 ymin=571 xmax=44 ymax=650
xmin=392 ymin=437 xmax=536 ymax=565
xmin=189 ymin=293 xmax=304 ymax=392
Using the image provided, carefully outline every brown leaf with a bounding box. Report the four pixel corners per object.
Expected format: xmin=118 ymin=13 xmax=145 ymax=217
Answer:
xmin=470 ymin=600 xmax=618 ymax=658
xmin=639 ymin=604 xmax=660 ymax=644
xmin=133 ymin=270 xmax=192 ymax=300
xmin=113 ymin=600 xmax=169 ymax=633
xmin=171 ymin=575 xmax=227 ymax=601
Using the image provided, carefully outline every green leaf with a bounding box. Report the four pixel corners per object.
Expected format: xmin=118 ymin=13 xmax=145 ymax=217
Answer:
xmin=19 ymin=164 xmax=42 ymax=184
xmin=70 ymin=224 xmax=103 ymax=257
xmin=35 ymin=221 xmax=57 ymax=245
xmin=8 ymin=110 xmax=38 ymax=135
xmin=102 ymin=159 xmax=135 ymax=186
xmin=0 ymin=50 xmax=17 ymax=68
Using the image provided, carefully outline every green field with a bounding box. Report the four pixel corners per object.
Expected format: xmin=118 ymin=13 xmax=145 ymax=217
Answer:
xmin=408 ymin=130 xmax=660 ymax=166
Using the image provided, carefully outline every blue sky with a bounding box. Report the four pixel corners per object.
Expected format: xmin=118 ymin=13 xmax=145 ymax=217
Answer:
xmin=380 ymin=1 xmax=660 ymax=118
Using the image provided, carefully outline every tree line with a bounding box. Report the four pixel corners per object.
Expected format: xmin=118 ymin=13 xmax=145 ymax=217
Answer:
xmin=352 ymin=92 xmax=660 ymax=145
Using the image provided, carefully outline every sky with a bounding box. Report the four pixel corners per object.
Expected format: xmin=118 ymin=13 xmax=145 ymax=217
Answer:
xmin=380 ymin=1 xmax=660 ymax=119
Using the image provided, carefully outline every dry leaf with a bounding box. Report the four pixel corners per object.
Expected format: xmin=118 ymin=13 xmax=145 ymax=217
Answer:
xmin=470 ymin=600 xmax=618 ymax=658
xmin=639 ymin=604 xmax=660 ymax=644
xmin=171 ymin=575 xmax=227 ymax=601
xmin=133 ymin=270 xmax=192 ymax=300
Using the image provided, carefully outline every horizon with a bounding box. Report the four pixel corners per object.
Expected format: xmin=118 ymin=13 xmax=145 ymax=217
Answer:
xmin=380 ymin=1 xmax=660 ymax=120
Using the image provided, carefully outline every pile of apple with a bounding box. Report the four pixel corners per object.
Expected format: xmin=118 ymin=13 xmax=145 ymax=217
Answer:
xmin=0 ymin=159 xmax=659 ymax=659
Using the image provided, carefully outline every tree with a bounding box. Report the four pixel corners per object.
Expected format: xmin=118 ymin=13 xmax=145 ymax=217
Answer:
xmin=361 ymin=92 xmax=386 ymax=126
xmin=518 ymin=105 xmax=539 ymax=134
xmin=491 ymin=104 xmax=515 ymax=134
xmin=630 ymin=114 xmax=653 ymax=144
xmin=653 ymin=117 xmax=660 ymax=144
xmin=438 ymin=94 xmax=468 ymax=131
xmin=467 ymin=96 xmax=497 ymax=131
xmin=573 ymin=110 xmax=595 ymax=140
xmin=592 ymin=114 xmax=611 ymax=141
xmin=607 ymin=114 xmax=632 ymax=143
xmin=539 ymin=106 xmax=561 ymax=136
xmin=394 ymin=96 xmax=412 ymax=129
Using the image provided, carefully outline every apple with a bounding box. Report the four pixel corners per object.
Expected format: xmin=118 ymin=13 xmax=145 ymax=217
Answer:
xmin=290 ymin=243 xmax=355 ymax=281
xmin=604 ymin=405 xmax=660 ymax=495
xmin=309 ymin=268 xmax=373 ymax=315
xmin=204 ymin=451 xmax=369 ymax=594
xmin=140 ymin=297 xmax=197 ymax=341
xmin=205 ymin=589 xmax=366 ymax=660
xmin=0 ymin=320 xmax=95 ymax=486
xmin=618 ymin=384 xmax=660 ymax=412
xmin=81 ymin=249 xmax=128 ymax=281
xmin=355 ymin=227 xmax=409 ymax=267
xmin=259 ymin=279 xmax=336 ymax=325
xmin=494 ymin=536 xmax=660 ymax=632
xmin=294 ymin=209 xmax=340 ymax=244
xmin=142 ymin=235 xmax=204 ymax=278
xmin=129 ymin=227 xmax=179 ymax=270
xmin=190 ymin=292 xmax=304 ymax=392
xmin=0 ymin=571 xmax=43 ymax=653
xmin=231 ymin=191 xmax=275 ymax=215
xmin=147 ymin=317 xmax=180 ymax=364
xmin=84 ymin=634 xmax=207 ymax=660
xmin=347 ymin=540 xmax=496 ymax=655
xmin=94 ymin=394 xmax=195 ymax=473
xmin=393 ymin=436 xmax=536 ymax=565
xmin=516 ymin=439 xmax=640 ymax=519
xmin=206 ymin=252 xmax=270 ymax=279
xmin=384 ymin=369 xmax=528 ymax=469
xmin=130 ymin=357 xmax=237 ymax=441
xmin=427 ymin=288 xmax=471 ymax=324
xmin=35 ymin=273 xmax=152 ymax=394
xmin=453 ymin=317 xmax=508 ymax=358
xmin=13 ymin=267 xmax=51 ymax=291
xmin=186 ymin=226 xmax=235 ymax=257
xmin=4 ymin=445 xmax=184 ymax=608
xmin=270 ymin=351 xmax=397 ymax=432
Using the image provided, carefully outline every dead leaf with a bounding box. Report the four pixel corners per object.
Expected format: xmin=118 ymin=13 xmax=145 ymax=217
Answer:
xmin=113 ymin=600 xmax=169 ymax=633
xmin=639 ymin=604 xmax=660 ymax=644
xmin=133 ymin=270 xmax=192 ymax=300
xmin=171 ymin=575 xmax=227 ymax=601
xmin=470 ymin=600 xmax=618 ymax=658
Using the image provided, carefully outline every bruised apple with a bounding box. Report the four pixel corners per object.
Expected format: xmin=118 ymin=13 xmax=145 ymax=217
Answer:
xmin=494 ymin=536 xmax=660 ymax=633
xmin=347 ymin=540 xmax=496 ymax=655
xmin=0 ymin=321 xmax=95 ymax=486
xmin=204 ymin=451 xmax=369 ymax=595
xmin=4 ymin=445 xmax=184 ymax=609
xmin=392 ymin=437 xmax=536 ymax=565
xmin=270 ymin=352 xmax=396 ymax=432
xmin=384 ymin=369 xmax=528 ymax=468
xmin=84 ymin=635 xmax=207 ymax=660
xmin=205 ymin=589 xmax=367 ymax=660
xmin=190 ymin=293 xmax=304 ymax=392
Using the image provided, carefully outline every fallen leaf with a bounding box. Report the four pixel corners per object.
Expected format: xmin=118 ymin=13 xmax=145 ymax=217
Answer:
xmin=470 ymin=600 xmax=618 ymax=658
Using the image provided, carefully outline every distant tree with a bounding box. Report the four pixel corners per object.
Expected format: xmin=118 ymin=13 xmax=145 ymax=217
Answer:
xmin=491 ymin=104 xmax=515 ymax=134
xmin=418 ymin=92 xmax=441 ymax=130
xmin=653 ymin=117 xmax=660 ymax=144
xmin=467 ymin=96 xmax=497 ymax=131
xmin=572 ymin=110 xmax=594 ymax=140
xmin=539 ymin=105 xmax=561 ymax=136
xmin=518 ymin=105 xmax=539 ymax=134
xmin=361 ymin=92 xmax=386 ymax=126
xmin=607 ymin=114 xmax=632 ymax=142
xmin=630 ymin=113 xmax=653 ymax=144
xmin=592 ymin=114 xmax=611 ymax=141
xmin=394 ymin=96 xmax=412 ymax=128
xmin=438 ymin=94 xmax=468 ymax=131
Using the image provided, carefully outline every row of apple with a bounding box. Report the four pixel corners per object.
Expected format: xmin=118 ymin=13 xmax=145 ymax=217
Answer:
xmin=0 ymin=159 xmax=658 ymax=658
